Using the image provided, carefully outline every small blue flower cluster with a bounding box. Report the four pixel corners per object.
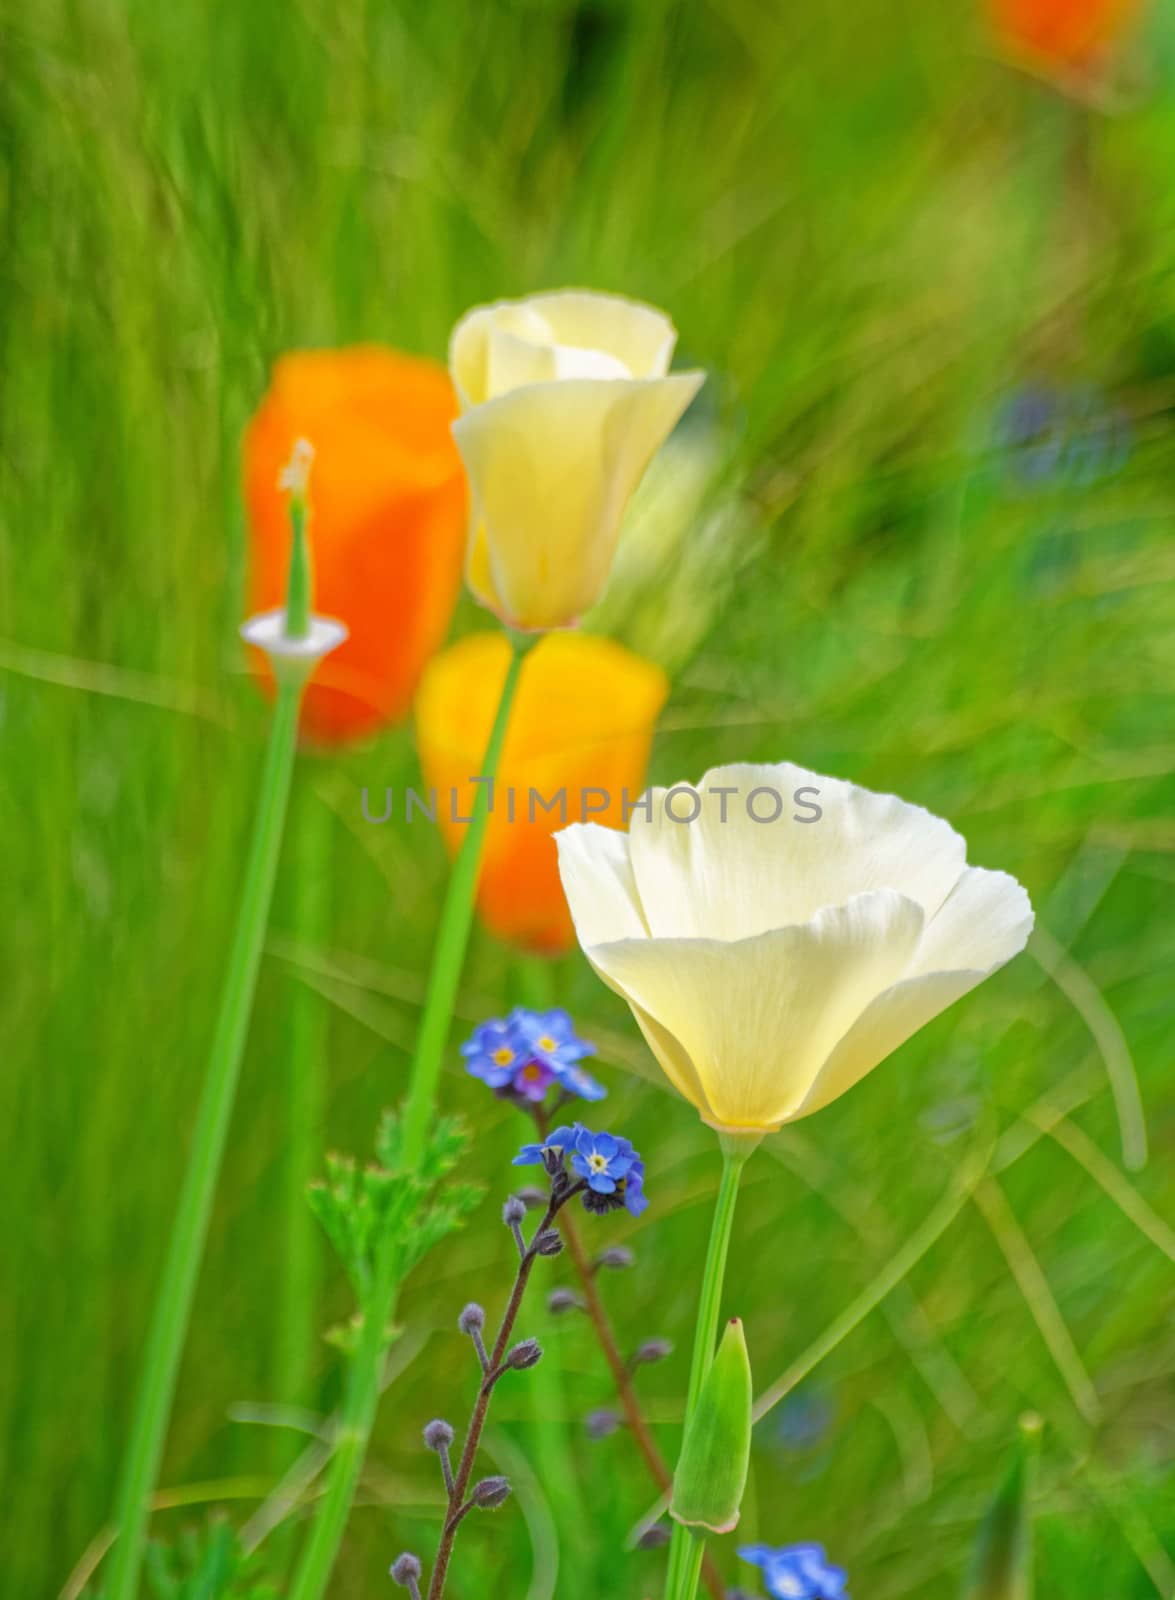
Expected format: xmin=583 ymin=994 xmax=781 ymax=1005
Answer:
xmin=462 ymin=1008 xmax=606 ymax=1105
xmin=738 ymin=1542 xmax=848 ymax=1600
xmin=514 ymin=1124 xmax=648 ymax=1218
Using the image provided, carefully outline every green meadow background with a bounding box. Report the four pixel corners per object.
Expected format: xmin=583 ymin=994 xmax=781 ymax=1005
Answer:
xmin=3 ymin=1 xmax=1174 ymax=1596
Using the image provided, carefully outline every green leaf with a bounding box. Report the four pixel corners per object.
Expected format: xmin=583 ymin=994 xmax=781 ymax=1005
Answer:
xmin=311 ymin=1108 xmax=482 ymax=1343
xmin=670 ymin=1317 xmax=753 ymax=1536
xmin=962 ymin=1413 xmax=1043 ymax=1600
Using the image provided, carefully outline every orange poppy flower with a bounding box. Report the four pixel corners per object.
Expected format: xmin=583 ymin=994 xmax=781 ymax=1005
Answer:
xmin=416 ymin=632 xmax=669 ymax=955
xmin=244 ymin=346 xmax=467 ymax=744
xmin=988 ymin=0 xmax=1144 ymax=72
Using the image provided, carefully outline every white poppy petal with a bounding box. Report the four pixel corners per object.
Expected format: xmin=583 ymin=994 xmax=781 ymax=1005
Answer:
xmin=584 ymin=890 xmax=924 ymax=1130
xmin=452 ymin=372 xmax=703 ymax=630
xmin=799 ymin=871 xmax=1032 ymax=1118
xmin=525 ymin=290 xmax=679 ymax=378
xmin=450 ymin=302 xmax=555 ymax=408
xmin=627 ymin=762 xmax=968 ymax=942
xmin=911 ymin=865 xmax=1035 ymax=976
xmin=556 ymin=822 xmax=649 ymax=945
xmin=798 ymin=969 xmax=987 ymax=1119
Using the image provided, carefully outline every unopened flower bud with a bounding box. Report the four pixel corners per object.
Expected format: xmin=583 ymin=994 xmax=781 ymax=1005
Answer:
xmin=390 ymin=1551 xmax=423 ymax=1595
xmin=585 ymin=1408 xmax=621 ymax=1439
xmin=548 ymin=1288 xmax=582 ymax=1315
xmin=596 ymin=1245 xmax=634 ymax=1271
xmin=502 ymin=1195 xmax=527 ymax=1226
xmin=458 ymin=1301 xmax=490 ymax=1371
xmin=423 ymin=1418 xmax=454 ymax=1451
xmin=517 ymin=1186 xmax=548 ymax=1209
xmin=635 ymin=1338 xmax=673 ymax=1366
xmin=472 ymin=1474 xmax=512 ymax=1509
xmin=637 ymin=1525 xmax=671 ymax=1550
xmin=458 ymin=1302 xmax=485 ymax=1334
xmin=506 ymin=1337 xmax=543 ymax=1371
xmin=534 ymin=1229 xmax=563 ymax=1256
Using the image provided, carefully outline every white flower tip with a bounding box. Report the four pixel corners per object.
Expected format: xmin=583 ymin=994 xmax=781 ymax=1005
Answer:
xmin=277 ymin=437 xmax=315 ymax=497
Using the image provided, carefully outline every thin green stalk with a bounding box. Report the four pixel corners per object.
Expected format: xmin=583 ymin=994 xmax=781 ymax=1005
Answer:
xmin=400 ymin=632 xmax=531 ymax=1165
xmin=107 ymin=679 xmax=303 ymax=1600
xmin=285 ymin=495 xmax=312 ymax=639
xmin=275 ymin=780 xmax=331 ymax=1469
xmin=664 ymin=1139 xmax=749 ymax=1600
xmin=287 ymin=632 xmax=530 ymax=1600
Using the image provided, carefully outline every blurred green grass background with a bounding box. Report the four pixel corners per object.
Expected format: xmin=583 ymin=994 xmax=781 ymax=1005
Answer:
xmin=2 ymin=0 xmax=1174 ymax=1596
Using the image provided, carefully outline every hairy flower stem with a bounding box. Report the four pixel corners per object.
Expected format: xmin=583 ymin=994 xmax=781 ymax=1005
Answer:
xmin=664 ymin=1141 xmax=750 ymax=1600
xmin=288 ymin=632 xmax=531 ymax=1600
xmin=532 ymin=1109 xmax=724 ymax=1599
xmin=427 ymin=1182 xmax=583 ymax=1600
xmin=557 ymin=1207 xmax=727 ymax=1600
xmin=107 ymin=679 xmax=303 ymax=1600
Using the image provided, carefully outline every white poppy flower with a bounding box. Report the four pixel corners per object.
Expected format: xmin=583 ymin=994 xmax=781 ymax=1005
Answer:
xmin=449 ymin=290 xmax=704 ymax=631
xmin=555 ymin=761 xmax=1033 ymax=1134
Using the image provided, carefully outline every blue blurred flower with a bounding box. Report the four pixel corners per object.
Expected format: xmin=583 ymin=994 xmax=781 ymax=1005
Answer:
xmin=554 ymin=1059 xmax=607 ymax=1101
xmin=622 ymin=1155 xmax=649 ymax=1218
xmin=738 ymin=1542 xmax=848 ymax=1600
xmin=462 ymin=1016 xmax=529 ymax=1090
xmin=513 ymin=1124 xmax=580 ymax=1170
xmin=511 ymin=1007 xmax=606 ymax=1100
xmin=995 ymin=382 xmax=1131 ymax=491
xmin=775 ymin=1389 xmax=834 ymax=1461
xmin=461 ymin=1009 xmax=606 ymax=1104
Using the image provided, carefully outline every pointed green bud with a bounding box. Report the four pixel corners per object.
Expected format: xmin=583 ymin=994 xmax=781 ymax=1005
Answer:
xmin=962 ymin=1412 xmax=1043 ymax=1600
xmin=670 ymin=1317 xmax=752 ymax=1535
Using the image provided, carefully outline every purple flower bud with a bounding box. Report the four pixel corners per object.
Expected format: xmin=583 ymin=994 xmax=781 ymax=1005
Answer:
xmin=637 ymin=1525 xmax=671 ymax=1550
xmin=458 ymin=1302 xmax=485 ymax=1334
xmin=506 ymin=1337 xmax=543 ymax=1370
xmin=423 ymin=1418 xmax=454 ymax=1451
xmin=634 ymin=1338 xmax=673 ymax=1365
xmin=596 ymin=1245 xmax=634 ymax=1270
xmin=471 ymin=1474 xmax=512 ymax=1509
xmin=534 ymin=1229 xmax=563 ymax=1256
xmin=502 ymin=1195 xmax=527 ymax=1226
xmin=390 ymin=1551 xmax=423 ymax=1594
xmin=547 ymin=1288 xmax=582 ymax=1315
xmin=517 ymin=1186 xmax=548 ymax=1209
xmin=585 ymin=1408 xmax=621 ymax=1440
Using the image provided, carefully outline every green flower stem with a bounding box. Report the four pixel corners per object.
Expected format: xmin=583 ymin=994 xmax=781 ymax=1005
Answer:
xmin=664 ymin=1138 xmax=750 ymax=1600
xmin=107 ymin=678 xmax=303 ymax=1600
xmin=287 ymin=631 xmax=531 ymax=1600
xmin=285 ymin=499 xmax=311 ymax=639
xmin=400 ymin=632 xmax=532 ymax=1165
xmin=275 ymin=779 xmax=331 ymax=1475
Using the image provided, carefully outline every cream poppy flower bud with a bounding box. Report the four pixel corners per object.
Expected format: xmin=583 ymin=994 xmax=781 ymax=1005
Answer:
xmin=556 ymin=760 xmax=1034 ymax=1135
xmin=448 ymin=290 xmax=704 ymax=631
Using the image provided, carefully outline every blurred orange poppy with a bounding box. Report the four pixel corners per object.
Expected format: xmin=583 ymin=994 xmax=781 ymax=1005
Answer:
xmin=416 ymin=632 xmax=669 ymax=955
xmin=988 ymin=0 xmax=1144 ymax=71
xmin=244 ymin=346 xmax=467 ymax=745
